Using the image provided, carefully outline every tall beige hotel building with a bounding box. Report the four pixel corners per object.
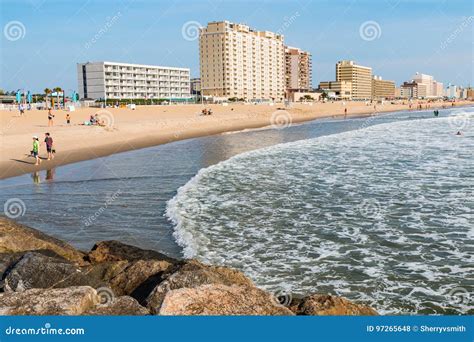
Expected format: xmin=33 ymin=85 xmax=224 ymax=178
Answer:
xmin=199 ymin=21 xmax=286 ymax=101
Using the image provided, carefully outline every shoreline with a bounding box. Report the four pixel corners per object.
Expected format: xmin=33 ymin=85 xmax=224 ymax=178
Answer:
xmin=1 ymin=101 xmax=472 ymax=180
xmin=0 ymin=217 xmax=378 ymax=316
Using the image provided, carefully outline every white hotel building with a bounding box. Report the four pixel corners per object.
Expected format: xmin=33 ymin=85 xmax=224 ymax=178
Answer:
xmin=77 ymin=61 xmax=191 ymax=100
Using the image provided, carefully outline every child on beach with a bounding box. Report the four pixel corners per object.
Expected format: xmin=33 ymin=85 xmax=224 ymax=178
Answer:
xmin=32 ymin=136 xmax=41 ymax=165
xmin=66 ymin=113 xmax=71 ymax=125
xmin=44 ymin=133 xmax=54 ymax=160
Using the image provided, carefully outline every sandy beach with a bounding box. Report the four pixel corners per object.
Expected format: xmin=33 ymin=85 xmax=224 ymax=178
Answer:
xmin=0 ymin=100 xmax=471 ymax=179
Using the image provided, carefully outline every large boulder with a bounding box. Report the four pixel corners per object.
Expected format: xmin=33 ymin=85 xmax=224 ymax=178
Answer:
xmin=159 ymin=284 xmax=294 ymax=315
xmin=145 ymin=259 xmax=254 ymax=313
xmin=2 ymin=252 xmax=172 ymax=301
xmin=0 ymin=217 xmax=86 ymax=265
xmin=292 ymin=294 xmax=378 ymax=315
xmin=83 ymin=296 xmax=150 ymax=315
xmin=86 ymin=240 xmax=176 ymax=264
xmin=2 ymin=252 xmax=81 ymax=292
xmin=107 ymin=259 xmax=172 ymax=299
xmin=0 ymin=286 xmax=99 ymax=315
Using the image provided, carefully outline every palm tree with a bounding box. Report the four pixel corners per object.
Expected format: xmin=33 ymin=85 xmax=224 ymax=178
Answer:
xmin=44 ymin=88 xmax=52 ymax=108
xmin=53 ymin=87 xmax=62 ymax=109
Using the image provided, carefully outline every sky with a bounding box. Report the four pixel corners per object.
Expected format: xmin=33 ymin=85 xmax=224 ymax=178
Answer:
xmin=0 ymin=0 xmax=473 ymax=93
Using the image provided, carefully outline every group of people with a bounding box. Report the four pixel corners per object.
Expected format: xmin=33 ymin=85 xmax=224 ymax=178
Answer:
xmin=201 ymin=108 xmax=213 ymax=116
xmin=31 ymin=133 xmax=54 ymax=166
xmin=87 ymin=113 xmax=105 ymax=126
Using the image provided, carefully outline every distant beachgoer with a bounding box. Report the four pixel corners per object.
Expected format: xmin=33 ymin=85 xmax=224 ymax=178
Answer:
xmin=32 ymin=136 xmax=41 ymax=165
xmin=19 ymin=104 xmax=25 ymax=116
xmin=48 ymin=108 xmax=55 ymax=126
xmin=208 ymin=108 xmax=212 ymax=115
xmin=456 ymin=131 xmax=462 ymax=136
xmin=66 ymin=113 xmax=71 ymax=125
xmin=44 ymin=133 xmax=54 ymax=160
xmin=201 ymin=109 xmax=207 ymax=116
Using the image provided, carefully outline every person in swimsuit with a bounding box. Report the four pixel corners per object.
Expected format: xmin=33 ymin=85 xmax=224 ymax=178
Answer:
xmin=48 ymin=108 xmax=55 ymax=127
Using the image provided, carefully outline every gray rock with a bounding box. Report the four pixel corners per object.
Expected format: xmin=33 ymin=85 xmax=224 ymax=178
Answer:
xmin=2 ymin=252 xmax=81 ymax=292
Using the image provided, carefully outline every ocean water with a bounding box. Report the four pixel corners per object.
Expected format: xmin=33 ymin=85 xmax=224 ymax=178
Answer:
xmin=166 ymin=109 xmax=474 ymax=315
xmin=1 ymin=107 xmax=472 ymax=314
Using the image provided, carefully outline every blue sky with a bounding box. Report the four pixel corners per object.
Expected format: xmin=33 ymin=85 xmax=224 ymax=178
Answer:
xmin=1 ymin=0 xmax=472 ymax=93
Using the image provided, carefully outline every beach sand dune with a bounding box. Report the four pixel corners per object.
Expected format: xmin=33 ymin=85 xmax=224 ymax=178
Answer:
xmin=0 ymin=100 xmax=469 ymax=179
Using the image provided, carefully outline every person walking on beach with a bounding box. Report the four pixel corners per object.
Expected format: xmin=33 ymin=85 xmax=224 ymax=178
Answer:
xmin=344 ymin=108 xmax=347 ymax=118
xmin=44 ymin=132 xmax=54 ymax=160
xmin=66 ymin=113 xmax=71 ymax=125
xmin=19 ymin=104 xmax=25 ymax=116
xmin=48 ymin=108 xmax=55 ymax=127
xmin=32 ymin=136 xmax=41 ymax=165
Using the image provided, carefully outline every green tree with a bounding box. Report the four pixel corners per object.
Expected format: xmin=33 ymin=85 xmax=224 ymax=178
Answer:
xmin=53 ymin=87 xmax=62 ymax=108
xmin=44 ymin=88 xmax=52 ymax=108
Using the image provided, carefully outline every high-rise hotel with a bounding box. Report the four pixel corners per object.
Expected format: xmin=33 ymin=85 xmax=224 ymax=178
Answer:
xmin=285 ymin=46 xmax=312 ymax=91
xmin=336 ymin=60 xmax=372 ymax=100
xmin=199 ymin=21 xmax=286 ymax=101
xmin=77 ymin=61 xmax=191 ymax=100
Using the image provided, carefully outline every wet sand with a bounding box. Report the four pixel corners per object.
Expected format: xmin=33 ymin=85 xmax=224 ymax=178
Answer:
xmin=0 ymin=100 xmax=470 ymax=179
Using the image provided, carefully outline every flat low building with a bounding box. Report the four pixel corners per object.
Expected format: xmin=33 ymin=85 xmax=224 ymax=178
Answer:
xmin=372 ymin=76 xmax=395 ymax=100
xmin=319 ymin=81 xmax=352 ymax=99
xmin=77 ymin=61 xmax=191 ymax=100
xmin=286 ymin=89 xmax=321 ymax=102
